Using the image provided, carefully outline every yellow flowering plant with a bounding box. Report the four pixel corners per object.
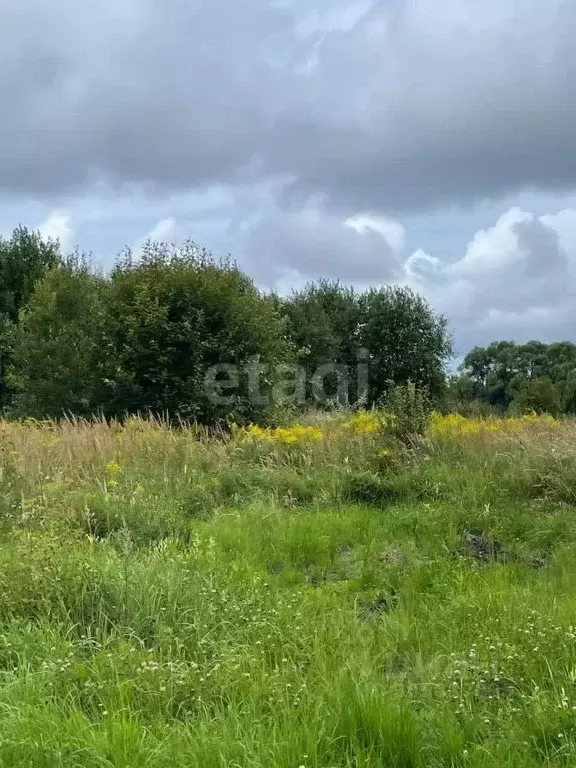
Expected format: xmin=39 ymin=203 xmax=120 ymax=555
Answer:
xmin=428 ymin=411 xmax=559 ymax=439
xmin=343 ymin=411 xmax=381 ymax=435
xmin=237 ymin=424 xmax=324 ymax=444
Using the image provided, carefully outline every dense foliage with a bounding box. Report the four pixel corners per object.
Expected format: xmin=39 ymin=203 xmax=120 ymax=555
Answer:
xmin=0 ymin=227 xmax=453 ymax=423
xmin=6 ymin=224 xmax=576 ymax=421
xmin=279 ymin=280 xmax=451 ymax=406
xmin=0 ymin=227 xmax=61 ymax=408
xmin=451 ymin=341 xmax=576 ymax=415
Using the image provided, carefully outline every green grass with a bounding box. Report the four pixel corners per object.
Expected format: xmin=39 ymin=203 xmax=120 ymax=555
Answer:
xmin=1 ymin=415 xmax=576 ymax=766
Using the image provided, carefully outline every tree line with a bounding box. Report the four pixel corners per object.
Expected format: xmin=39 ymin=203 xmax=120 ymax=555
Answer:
xmin=0 ymin=226 xmax=452 ymax=424
xmin=449 ymin=341 xmax=576 ymax=416
xmin=3 ymin=226 xmax=572 ymax=422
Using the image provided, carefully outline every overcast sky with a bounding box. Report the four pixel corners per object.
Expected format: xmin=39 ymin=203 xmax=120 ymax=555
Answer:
xmin=2 ymin=0 xmax=576 ymax=355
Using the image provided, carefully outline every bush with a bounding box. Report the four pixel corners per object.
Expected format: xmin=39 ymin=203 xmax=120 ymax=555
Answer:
xmin=385 ymin=382 xmax=432 ymax=442
xmin=513 ymin=378 xmax=561 ymax=417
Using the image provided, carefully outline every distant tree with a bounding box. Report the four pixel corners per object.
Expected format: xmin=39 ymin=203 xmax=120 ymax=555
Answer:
xmin=444 ymin=373 xmax=482 ymax=411
xmin=544 ymin=342 xmax=576 ymax=383
xmin=517 ymin=340 xmax=548 ymax=380
xmin=461 ymin=340 xmax=576 ymax=414
xmin=558 ymin=372 xmax=576 ymax=415
xmin=280 ymin=281 xmax=361 ymax=405
xmin=461 ymin=346 xmax=492 ymax=388
xmin=514 ymin=377 xmax=561 ymax=416
xmin=483 ymin=341 xmax=519 ymax=407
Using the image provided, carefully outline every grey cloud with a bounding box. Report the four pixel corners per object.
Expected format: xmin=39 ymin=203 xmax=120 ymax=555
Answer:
xmin=265 ymin=0 xmax=576 ymax=213
xmin=0 ymin=0 xmax=297 ymax=195
xmin=2 ymin=0 xmax=576 ymax=215
xmin=242 ymin=198 xmax=402 ymax=285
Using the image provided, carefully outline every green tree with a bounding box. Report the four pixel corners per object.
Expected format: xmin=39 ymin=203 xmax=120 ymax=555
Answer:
xmin=513 ymin=377 xmax=560 ymax=416
xmin=0 ymin=226 xmax=62 ymax=408
xmin=462 ymin=341 xmax=534 ymax=408
xmin=281 ymin=282 xmax=451 ymax=408
xmin=461 ymin=340 xmax=576 ymax=414
xmin=482 ymin=341 xmax=518 ymax=407
xmin=105 ymin=241 xmax=291 ymax=424
xmin=516 ymin=340 xmax=548 ymax=380
xmin=461 ymin=346 xmax=492 ymax=388
xmin=360 ymin=286 xmax=452 ymax=404
xmin=444 ymin=372 xmax=482 ymax=411
xmin=280 ymin=281 xmax=361 ymax=405
xmin=543 ymin=342 xmax=576 ymax=383
xmin=8 ymin=260 xmax=110 ymax=418
xmin=0 ymin=226 xmax=61 ymax=322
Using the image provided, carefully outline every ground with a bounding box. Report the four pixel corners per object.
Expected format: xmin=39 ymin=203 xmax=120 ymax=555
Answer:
xmin=0 ymin=412 xmax=575 ymax=766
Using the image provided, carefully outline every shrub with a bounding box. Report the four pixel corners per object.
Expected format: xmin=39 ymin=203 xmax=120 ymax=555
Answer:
xmin=385 ymin=382 xmax=432 ymax=442
xmin=513 ymin=378 xmax=561 ymax=417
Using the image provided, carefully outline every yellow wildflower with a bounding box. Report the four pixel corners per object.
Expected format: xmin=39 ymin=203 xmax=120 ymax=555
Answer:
xmin=344 ymin=411 xmax=380 ymax=435
xmin=428 ymin=411 xmax=558 ymax=439
xmin=236 ymin=422 xmax=325 ymax=444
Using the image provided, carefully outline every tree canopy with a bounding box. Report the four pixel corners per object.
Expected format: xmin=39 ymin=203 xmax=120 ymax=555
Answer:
xmin=0 ymin=225 xmax=456 ymax=423
xmin=451 ymin=340 xmax=576 ymax=415
xmin=0 ymin=227 xmax=62 ymax=408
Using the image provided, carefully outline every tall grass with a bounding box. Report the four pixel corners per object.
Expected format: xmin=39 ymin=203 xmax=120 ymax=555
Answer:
xmin=0 ymin=412 xmax=576 ymax=765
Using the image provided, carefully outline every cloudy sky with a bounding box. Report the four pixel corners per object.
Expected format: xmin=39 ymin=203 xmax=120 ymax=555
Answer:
xmin=2 ymin=0 xmax=576 ymax=356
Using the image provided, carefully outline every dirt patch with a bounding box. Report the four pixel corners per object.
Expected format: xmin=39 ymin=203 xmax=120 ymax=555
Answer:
xmin=357 ymin=588 xmax=399 ymax=618
xmin=455 ymin=531 xmax=548 ymax=570
xmin=464 ymin=532 xmax=510 ymax=562
xmin=378 ymin=549 xmax=406 ymax=566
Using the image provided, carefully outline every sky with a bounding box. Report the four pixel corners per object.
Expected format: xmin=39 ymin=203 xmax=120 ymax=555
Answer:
xmin=1 ymin=0 xmax=576 ymax=357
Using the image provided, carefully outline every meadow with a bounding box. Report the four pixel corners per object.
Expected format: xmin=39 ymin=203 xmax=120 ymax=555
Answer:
xmin=2 ymin=411 xmax=576 ymax=766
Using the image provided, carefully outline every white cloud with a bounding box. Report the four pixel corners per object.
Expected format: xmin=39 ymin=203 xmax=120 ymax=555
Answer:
xmin=143 ymin=218 xmax=178 ymax=244
xmin=403 ymin=249 xmax=441 ymax=280
xmin=540 ymin=209 xmax=576 ymax=259
xmin=37 ymin=211 xmax=74 ymax=252
xmin=451 ymin=208 xmax=532 ymax=278
xmin=131 ymin=217 xmax=177 ymax=257
xmin=243 ymin=197 xmax=404 ymax=286
xmin=344 ymin=214 xmax=405 ymax=257
xmin=402 ymin=205 xmax=576 ymax=350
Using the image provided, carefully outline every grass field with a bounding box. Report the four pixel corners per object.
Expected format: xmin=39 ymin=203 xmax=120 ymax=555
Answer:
xmin=2 ymin=411 xmax=576 ymax=766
